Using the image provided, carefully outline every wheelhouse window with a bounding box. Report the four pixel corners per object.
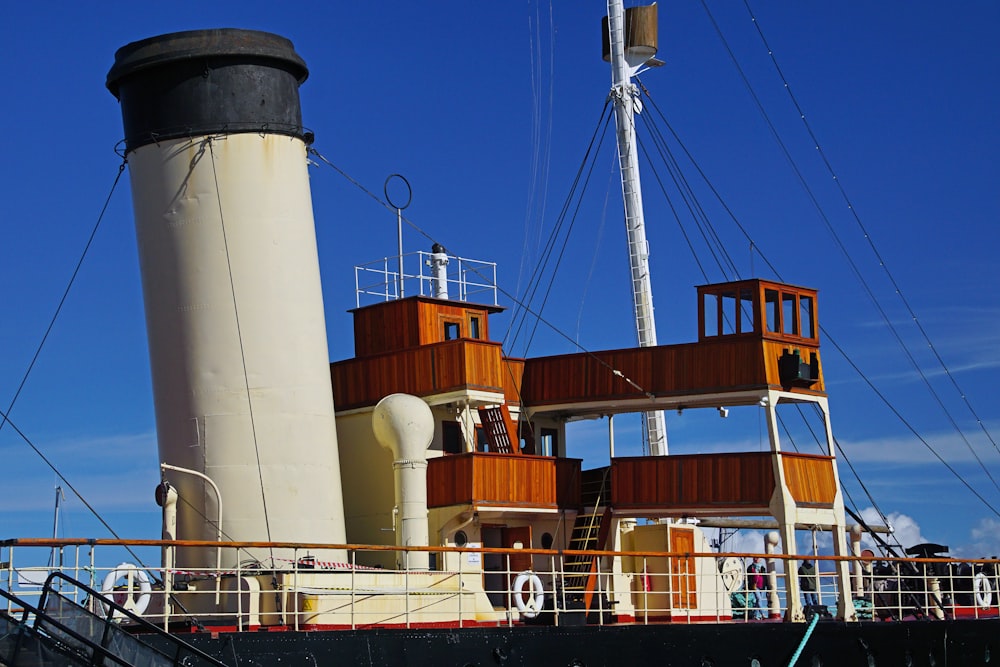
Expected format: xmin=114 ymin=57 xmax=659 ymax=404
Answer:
xmin=469 ymin=316 xmax=481 ymax=339
xmin=703 ymin=286 xmax=757 ymax=336
xmin=699 ymin=280 xmax=818 ymax=344
xmin=443 ymin=320 xmax=461 ymax=340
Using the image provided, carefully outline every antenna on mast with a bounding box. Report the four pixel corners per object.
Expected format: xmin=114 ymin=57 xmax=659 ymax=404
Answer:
xmin=604 ymin=2 xmax=668 ymax=455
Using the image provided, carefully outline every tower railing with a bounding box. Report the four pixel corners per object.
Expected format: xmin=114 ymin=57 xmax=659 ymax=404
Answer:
xmin=354 ymin=251 xmax=498 ymax=307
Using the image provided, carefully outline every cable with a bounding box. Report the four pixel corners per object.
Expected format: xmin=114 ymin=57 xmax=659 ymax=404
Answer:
xmin=206 ymin=138 xmax=275 ymax=554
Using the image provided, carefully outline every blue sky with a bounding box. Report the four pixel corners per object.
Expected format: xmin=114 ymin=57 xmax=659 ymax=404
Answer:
xmin=1 ymin=2 xmax=998 ymax=560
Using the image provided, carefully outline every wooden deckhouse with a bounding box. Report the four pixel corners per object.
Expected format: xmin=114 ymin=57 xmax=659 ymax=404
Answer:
xmin=330 ymin=277 xmax=854 ymax=621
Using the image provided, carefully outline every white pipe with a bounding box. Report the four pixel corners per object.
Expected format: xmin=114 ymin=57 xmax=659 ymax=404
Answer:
xmin=430 ymin=244 xmax=450 ymax=299
xmin=159 ymin=482 xmax=178 ymax=623
xmin=608 ymin=414 xmax=616 ymax=459
xmin=161 ymin=463 xmax=223 ymax=603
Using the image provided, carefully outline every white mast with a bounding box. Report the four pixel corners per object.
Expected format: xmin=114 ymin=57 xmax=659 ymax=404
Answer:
xmin=606 ymin=1 xmax=667 ymax=455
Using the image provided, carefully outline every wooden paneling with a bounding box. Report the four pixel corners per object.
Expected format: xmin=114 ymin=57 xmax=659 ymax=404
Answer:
xmin=426 ymin=453 xmax=582 ymax=509
xmin=518 ymin=338 xmax=824 ymax=408
xmin=350 ymin=297 xmax=501 ymax=357
xmin=555 ymin=457 xmax=582 ymax=507
xmin=781 ymin=453 xmax=837 ymax=506
xmin=352 ymin=299 xmax=420 ymax=357
xmin=611 ymin=453 xmax=775 ymax=512
xmin=761 ymin=341 xmax=824 ymax=392
xmin=501 ymin=358 xmax=525 ymax=406
xmin=331 ymin=339 xmax=505 ymax=410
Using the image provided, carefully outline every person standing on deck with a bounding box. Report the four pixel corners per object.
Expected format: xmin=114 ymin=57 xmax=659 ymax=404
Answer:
xmin=799 ymin=560 xmax=819 ymax=608
xmin=746 ymin=557 xmax=766 ymax=620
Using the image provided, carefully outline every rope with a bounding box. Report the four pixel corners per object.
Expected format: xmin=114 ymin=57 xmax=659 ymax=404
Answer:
xmin=787 ymin=612 xmax=820 ymax=667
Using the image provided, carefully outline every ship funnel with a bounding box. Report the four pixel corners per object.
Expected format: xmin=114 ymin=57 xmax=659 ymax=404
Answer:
xmin=107 ymin=29 xmax=346 ymax=569
xmin=372 ymin=394 xmax=433 ymax=570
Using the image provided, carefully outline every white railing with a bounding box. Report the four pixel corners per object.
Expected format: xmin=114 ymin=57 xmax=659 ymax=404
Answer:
xmin=354 ymin=252 xmax=498 ymax=307
xmin=3 ymin=539 xmax=998 ymax=630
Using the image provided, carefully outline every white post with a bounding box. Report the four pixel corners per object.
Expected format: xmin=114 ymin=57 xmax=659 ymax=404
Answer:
xmin=850 ymin=524 xmax=864 ymax=599
xmin=765 ymin=531 xmax=781 ymax=619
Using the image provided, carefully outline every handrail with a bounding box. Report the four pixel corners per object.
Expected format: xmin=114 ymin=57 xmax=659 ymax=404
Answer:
xmin=40 ymin=571 xmax=228 ymax=667
xmin=4 ymin=538 xmax=998 ymax=632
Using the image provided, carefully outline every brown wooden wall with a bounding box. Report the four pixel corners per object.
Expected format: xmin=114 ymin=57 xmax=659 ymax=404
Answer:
xmin=351 ymin=299 xmax=421 ymax=357
xmin=780 ymin=453 xmax=837 ymax=506
xmin=517 ymin=338 xmax=824 ymax=408
xmin=502 ymin=358 xmax=525 ymax=406
xmin=611 ymin=453 xmax=775 ymax=513
xmin=351 ymin=297 xmax=496 ymax=357
xmin=426 ymin=453 xmax=582 ymax=509
xmin=331 ymin=339 xmax=505 ymax=410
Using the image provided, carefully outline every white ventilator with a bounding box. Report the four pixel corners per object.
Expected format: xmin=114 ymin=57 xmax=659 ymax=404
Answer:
xmin=373 ymin=393 xmax=434 ymax=570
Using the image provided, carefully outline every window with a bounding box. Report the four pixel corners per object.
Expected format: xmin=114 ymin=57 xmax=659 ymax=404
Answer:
xmin=469 ymin=316 xmax=481 ymax=339
xmin=765 ymin=289 xmax=780 ymax=333
xmin=442 ymin=421 xmax=463 ymax=454
xmin=782 ymin=293 xmax=798 ymax=335
xmin=799 ymin=295 xmax=814 ymax=339
xmin=540 ymin=428 xmax=558 ymax=457
xmin=739 ymin=288 xmax=755 ymax=333
xmin=721 ymin=292 xmax=736 ymax=335
xmin=443 ymin=321 xmax=460 ymax=340
xmin=703 ymin=293 xmax=719 ymax=337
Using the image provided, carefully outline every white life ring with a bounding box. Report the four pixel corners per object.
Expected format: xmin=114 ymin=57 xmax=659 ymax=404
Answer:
xmin=101 ymin=563 xmax=152 ymax=616
xmin=974 ymin=572 xmax=993 ymax=609
xmin=512 ymin=571 xmax=545 ymax=619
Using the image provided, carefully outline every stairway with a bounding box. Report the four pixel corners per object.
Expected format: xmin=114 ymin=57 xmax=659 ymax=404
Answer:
xmin=0 ymin=572 xmax=224 ymax=667
xmin=563 ymin=466 xmax=613 ymax=612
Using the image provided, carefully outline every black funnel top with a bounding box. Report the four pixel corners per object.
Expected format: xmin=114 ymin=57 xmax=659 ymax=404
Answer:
xmin=107 ymin=29 xmax=309 ymax=153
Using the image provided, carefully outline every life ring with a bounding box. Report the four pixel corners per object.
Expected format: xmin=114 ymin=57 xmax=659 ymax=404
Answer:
xmin=512 ymin=571 xmax=545 ymax=619
xmin=974 ymin=572 xmax=993 ymax=609
xmin=101 ymin=563 xmax=151 ymax=616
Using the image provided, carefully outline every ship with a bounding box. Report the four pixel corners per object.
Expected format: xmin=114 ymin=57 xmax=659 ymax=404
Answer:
xmin=2 ymin=4 xmax=999 ymax=666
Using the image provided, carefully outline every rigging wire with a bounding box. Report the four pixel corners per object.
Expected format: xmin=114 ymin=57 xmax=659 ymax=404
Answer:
xmin=518 ymin=1 xmax=556 ymax=304
xmin=0 ymin=159 xmax=156 ymax=569
xmin=503 ymin=103 xmax=613 ymax=355
xmin=516 ymin=111 xmax=615 ymax=356
xmin=611 ymin=2 xmax=1000 ymax=515
xmin=206 ymin=138 xmax=275 ymax=553
xmin=740 ymin=0 xmax=1000 ymax=465
xmin=717 ymin=0 xmax=1000 ymax=495
xmin=308 ymin=145 xmax=660 ymax=408
xmin=0 ymin=162 xmax=126 ymax=441
xmin=632 ymin=108 xmax=727 ymax=282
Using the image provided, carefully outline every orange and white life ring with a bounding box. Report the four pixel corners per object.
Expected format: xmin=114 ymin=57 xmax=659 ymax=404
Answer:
xmin=100 ymin=562 xmax=151 ymax=616
xmin=512 ymin=571 xmax=545 ymax=619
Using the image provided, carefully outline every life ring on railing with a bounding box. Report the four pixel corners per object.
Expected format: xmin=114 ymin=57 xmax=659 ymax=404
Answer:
xmin=101 ymin=563 xmax=151 ymax=616
xmin=974 ymin=572 xmax=993 ymax=609
xmin=512 ymin=571 xmax=545 ymax=619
